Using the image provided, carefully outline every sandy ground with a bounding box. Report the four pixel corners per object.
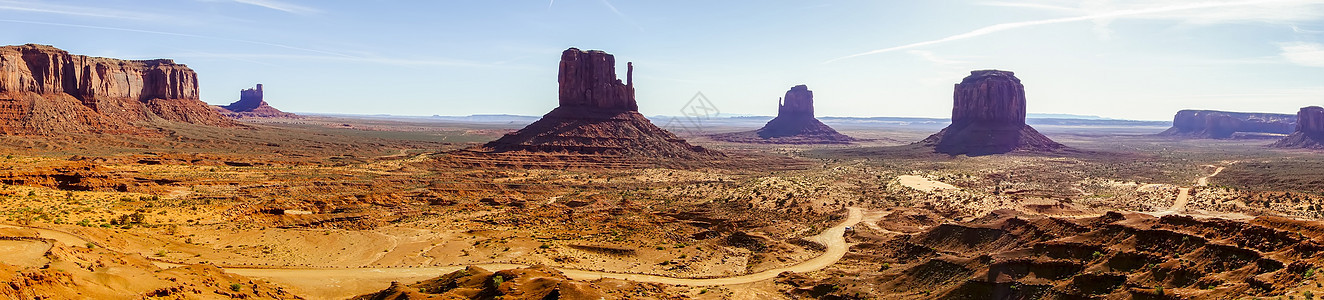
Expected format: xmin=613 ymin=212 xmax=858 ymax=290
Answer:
xmin=1148 ymin=165 xmax=1246 ymax=219
xmin=17 ymin=207 xmax=864 ymax=300
xmin=896 ymin=175 xmax=958 ymax=192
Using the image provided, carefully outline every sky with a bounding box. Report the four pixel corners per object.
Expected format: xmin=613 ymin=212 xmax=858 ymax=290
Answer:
xmin=3 ymin=0 xmax=1323 ymax=121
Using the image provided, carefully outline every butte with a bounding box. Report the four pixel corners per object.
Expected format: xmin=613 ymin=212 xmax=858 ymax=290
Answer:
xmin=710 ymin=85 xmax=856 ymax=144
xmin=917 ymin=70 xmax=1066 ymax=156
xmin=1270 ymin=106 xmax=1324 ymax=149
xmin=447 ymin=48 xmax=720 ymax=168
xmin=213 ymin=84 xmax=298 ymax=118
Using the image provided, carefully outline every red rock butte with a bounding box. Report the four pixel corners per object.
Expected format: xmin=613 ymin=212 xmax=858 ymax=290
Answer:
xmin=711 ymin=84 xmax=855 ymax=144
xmin=213 ymin=84 xmax=298 ymax=118
xmin=919 ymin=70 xmax=1065 ymax=155
xmin=1270 ymin=106 xmax=1324 ymax=149
xmin=472 ymin=48 xmax=719 ymax=166
xmin=0 ymin=44 xmax=234 ymax=135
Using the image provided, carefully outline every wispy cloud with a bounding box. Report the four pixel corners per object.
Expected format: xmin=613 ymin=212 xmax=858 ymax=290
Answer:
xmin=0 ymin=0 xmax=168 ymax=20
xmin=0 ymin=19 xmax=353 ymax=58
xmin=172 ymin=52 xmax=500 ymax=68
xmin=826 ymin=0 xmax=1324 ymax=63
xmin=1280 ymin=42 xmax=1324 ymax=67
xmin=599 ymin=0 xmax=644 ymax=32
xmin=231 ymin=0 xmax=319 ymax=14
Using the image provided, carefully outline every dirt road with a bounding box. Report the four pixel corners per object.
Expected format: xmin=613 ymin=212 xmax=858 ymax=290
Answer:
xmin=13 ymin=208 xmax=865 ymax=299
xmin=1157 ymin=165 xmax=1228 ymax=215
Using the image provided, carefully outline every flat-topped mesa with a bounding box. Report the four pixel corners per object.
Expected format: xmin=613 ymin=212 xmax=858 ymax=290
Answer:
xmin=952 ymin=70 xmax=1026 ymax=126
xmin=1160 ymin=109 xmax=1296 ymax=139
xmin=918 ymin=70 xmax=1065 ymax=156
xmin=557 ymin=48 xmax=637 ymax=111
xmin=214 ymin=84 xmax=297 ymax=118
xmin=777 ymin=85 xmax=814 ymax=118
xmin=0 ymin=44 xmax=233 ymax=134
xmin=1270 ymin=106 xmax=1324 ymax=149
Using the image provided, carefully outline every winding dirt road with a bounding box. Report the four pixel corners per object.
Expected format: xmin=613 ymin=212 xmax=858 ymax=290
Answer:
xmin=12 ymin=208 xmax=865 ymax=299
xmin=1157 ymin=165 xmax=1228 ymax=215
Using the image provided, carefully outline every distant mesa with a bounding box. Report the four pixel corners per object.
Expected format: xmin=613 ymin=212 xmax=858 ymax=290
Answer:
xmin=1159 ymin=109 xmax=1295 ymax=139
xmin=213 ymin=84 xmax=298 ymax=118
xmin=0 ymin=44 xmax=235 ymax=135
xmin=710 ymin=85 xmax=857 ymax=144
xmin=451 ymin=47 xmax=720 ymax=168
xmin=1270 ymin=106 xmax=1324 ymax=149
xmin=917 ymin=70 xmax=1066 ymax=156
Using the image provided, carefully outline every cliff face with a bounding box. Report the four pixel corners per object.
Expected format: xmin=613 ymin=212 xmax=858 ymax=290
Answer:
xmin=951 ymin=70 xmax=1026 ymax=126
xmin=557 ymin=48 xmax=636 ymax=111
xmin=777 ymin=85 xmax=814 ymax=118
xmin=475 ymin=47 xmax=718 ymax=167
xmin=1270 ymin=106 xmax=1324 ymax=149
xmin=0 ymin=44 xmax=233 ymax=134
xmin=1160 ymin=109 xmax=1295 ymax=139
xmin=215 ymin=84 xmax=297 ymax=118
xmin=918 ymin=70 xmax=1065 ymax=156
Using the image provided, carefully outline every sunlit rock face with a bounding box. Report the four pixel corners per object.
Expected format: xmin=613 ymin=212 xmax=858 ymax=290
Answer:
xmin=0 ymin=44 xmax=233 ymax=135
xmin=918 ymin=70 xmax=1065 ymax=156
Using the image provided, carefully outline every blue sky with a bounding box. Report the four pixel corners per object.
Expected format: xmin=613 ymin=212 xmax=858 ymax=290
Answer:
xmin=3 ymin=0 xmax=1322 ymax=120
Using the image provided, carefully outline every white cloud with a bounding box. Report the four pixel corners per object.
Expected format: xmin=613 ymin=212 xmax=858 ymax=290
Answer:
xmin=232 ymin=0 xmax=319 ymax=14
xmin=0 ymin=0 xmax=167 ymax=20
xmin=908 ymin=50 xmax=968 ymax=65
xmin=1280 ymin=42 xmax=1324 ymax=67
xmin=826 ymin=0 xmax=1324 ymax=63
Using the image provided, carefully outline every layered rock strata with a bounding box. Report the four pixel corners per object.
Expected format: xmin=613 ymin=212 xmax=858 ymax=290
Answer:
xmin=0 ymin=44 xmax=234 ymax=134
xmin=1160 ymin=110 xmax=1295 ymax=139
xmin=918 ymin=70 xmax=1065 ymax=155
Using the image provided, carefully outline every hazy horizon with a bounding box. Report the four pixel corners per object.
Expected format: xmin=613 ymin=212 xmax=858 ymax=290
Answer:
xmin=4 ymin=0 xmax=1322 ymax=120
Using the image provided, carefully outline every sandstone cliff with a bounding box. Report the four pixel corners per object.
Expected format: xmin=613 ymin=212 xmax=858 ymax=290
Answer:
xmin=710 ymin=84 xmax=856 ymax=144
xmin=459 ymin=48 xmax=719 ymax=168
xmin=1159 ymin=109 xmax=1295 ymax=139
xmin=918 ymin=70 xmax=1065 ymax=155
xmin=0 ymin=44 xmax=234 ymax=134
xmin=213 ymin=84 xmax=298 ymax=118
xmin=1270 ymin=106 xmax=1324 ymax=149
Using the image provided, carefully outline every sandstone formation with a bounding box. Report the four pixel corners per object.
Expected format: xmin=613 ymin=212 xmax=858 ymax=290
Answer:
xmin=354 ymin=266 xmax=627 ymax=300
xmin=462 ymin=48 xmax=718 ymax=167
xmin=1159 ymin=109 xmax=1295 ymax=139
xmin=918 ymin=70 xmax=1065 ymax=155
xmin=710 ymin=85 xmax=856 ymax=144
xmin=213 ymin=84 xmax=298 ymax=118
xmin=1270 ymin=106 xmax=1324 ymax=149
xmin=0 ymin=44 xmax=234 ymax=135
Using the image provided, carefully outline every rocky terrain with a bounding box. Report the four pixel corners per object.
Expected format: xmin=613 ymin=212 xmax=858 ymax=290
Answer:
xmin=354 ymin=265 xmax=686 ymax=299
xmin=1159 ymin=109 xmax=1296 ymax=139
xmin=0 ymin=44 xmax=235 ymax=135
xmin=1270 ymin=106 xmax=1324 ymax=149
xmin=917 ymin=70 xmax=1066 ymax=156
xmin=213 ymin=84 xmax=298 ymax=118
xmin=710 ymin=85 xmax=856 ymax=144
xmin=450 ymin=48 xmax=721 ymax=168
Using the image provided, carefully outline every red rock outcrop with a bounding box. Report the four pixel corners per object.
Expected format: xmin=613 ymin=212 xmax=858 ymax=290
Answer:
xmin=463 ymin=48 xmax=719 ymax=167
xmin=918 ymin=70 xmax=1065 ymax=155
xmin=710 ymin=85 xmax=856 ymax=144
xmin=213 ymin=84 xmax=298 ymax=118
xmin=1159 ymin=109 xmax=1295 ymax=139
xmin=0 ymin=44 xmax=234 ymax=134
xmin=1270 ymin=106 xmax=1324 ymax=149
